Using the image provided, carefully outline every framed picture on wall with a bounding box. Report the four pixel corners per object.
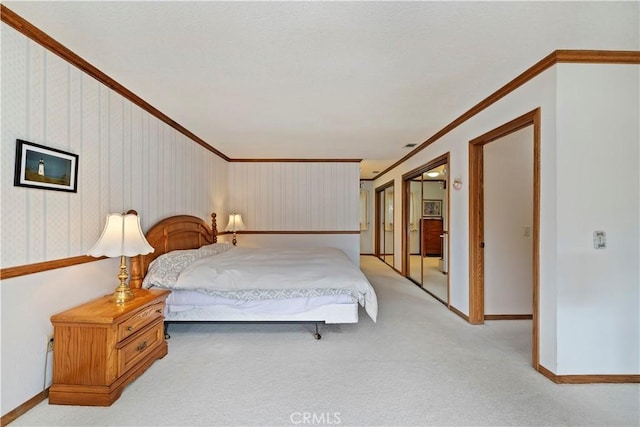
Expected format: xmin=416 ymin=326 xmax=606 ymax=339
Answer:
xmin=14 ymin=139 xmax=79 ymax=192
xmin=422 ymin=199 xmax=442 ymax=218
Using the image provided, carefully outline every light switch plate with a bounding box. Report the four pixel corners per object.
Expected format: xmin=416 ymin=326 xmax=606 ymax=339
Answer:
xmin=593 ymin=231 xmax=606 ymax=249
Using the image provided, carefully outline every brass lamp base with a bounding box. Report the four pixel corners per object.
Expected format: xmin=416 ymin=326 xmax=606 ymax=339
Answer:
xmin=111 ymin=285 xmax=135 ymax=304
xmin=112 ymin=255 xmax=135 ymax=304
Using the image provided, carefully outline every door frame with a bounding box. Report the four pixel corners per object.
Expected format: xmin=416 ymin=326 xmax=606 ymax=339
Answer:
xmin=468 ymin=108 xmax=540 ymax=368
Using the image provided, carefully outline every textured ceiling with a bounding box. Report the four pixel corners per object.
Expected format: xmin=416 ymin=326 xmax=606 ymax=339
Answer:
xmin=4 ymin=1 xmax=639 ymax=178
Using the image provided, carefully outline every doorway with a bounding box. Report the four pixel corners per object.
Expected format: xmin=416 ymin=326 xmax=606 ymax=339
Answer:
xmin=375 ymin=180 xmax=394 ymax=268
xmin=402 ymin=153 xmax=450 ymax=305
xmin=468 ymin=109 xmax=540 ymax=368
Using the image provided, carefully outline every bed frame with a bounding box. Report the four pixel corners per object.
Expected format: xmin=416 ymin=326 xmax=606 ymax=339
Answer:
xmin=129 ymin=213 xmax=359 ymax=339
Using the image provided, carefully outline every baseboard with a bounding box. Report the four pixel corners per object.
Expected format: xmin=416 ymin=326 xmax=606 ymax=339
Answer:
xmin=537 ymin=364 xmax=640 ymax=383
xmin=1 ymin=389 xmax=48 ymax=426
xmin=484 ymin=314 xmax=533 ymax=320
xmin=449 ymin=305 xmax=470 ymax=322
xmin=537 ymin=365 xmax=560 ymax=382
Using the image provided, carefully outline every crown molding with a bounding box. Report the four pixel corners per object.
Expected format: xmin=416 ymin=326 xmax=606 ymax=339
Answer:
xmin=373 ymin=50 xmax=640 ymax=180
xmin=229 ymin=159 xmax=362 ymax=163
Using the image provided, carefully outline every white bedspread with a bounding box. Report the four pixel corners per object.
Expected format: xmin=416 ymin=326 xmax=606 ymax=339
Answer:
xmin=175 ymin=246 xmax=377 ymax=321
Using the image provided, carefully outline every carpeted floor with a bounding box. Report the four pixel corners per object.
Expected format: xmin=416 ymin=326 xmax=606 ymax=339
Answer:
xmin=11 ymin=257 xmax=640 ymax=426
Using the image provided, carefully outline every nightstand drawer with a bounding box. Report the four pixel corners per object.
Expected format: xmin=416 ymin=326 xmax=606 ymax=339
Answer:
xmin=117 ymin=302 xmax=164 ymax=341
xmin=118 ymin=319 xmax=164 ymax=377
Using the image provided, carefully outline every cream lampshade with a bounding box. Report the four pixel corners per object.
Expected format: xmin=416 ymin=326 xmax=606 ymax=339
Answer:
xmin=87 ymin=212 xmax=154 ymax=304
xmin=224 ymin=213 xmax=246 ymax=246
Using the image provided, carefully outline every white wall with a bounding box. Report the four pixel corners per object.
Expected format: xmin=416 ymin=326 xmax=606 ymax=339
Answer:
xmin=423 ymin=180 xmax=446 ymax=201
xmin=1 ymin=24 xmax=229 ymax=415
xmin=555 ymin=63 xmax=639 ymax=374
xmin=373 ymin=62 xmax=639 ymax=375
xmin=484 ymin=126 xmax=533 ymax=315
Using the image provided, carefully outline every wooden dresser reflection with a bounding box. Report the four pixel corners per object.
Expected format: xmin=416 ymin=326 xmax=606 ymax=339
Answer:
xmin=421 ymin=218 xmax=443 ymax=257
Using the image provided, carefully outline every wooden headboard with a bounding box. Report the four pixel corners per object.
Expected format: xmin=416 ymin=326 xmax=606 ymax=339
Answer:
xmin=129 ymin=213 xmax=218 ymax=289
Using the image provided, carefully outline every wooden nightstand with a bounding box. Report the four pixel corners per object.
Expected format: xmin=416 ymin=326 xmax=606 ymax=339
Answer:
xmin=49 ymin=288 xmax=170 ymax=406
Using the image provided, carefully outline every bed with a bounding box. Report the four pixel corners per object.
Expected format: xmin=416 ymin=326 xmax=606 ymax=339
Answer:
xmin=129 ymin=213 xmax=377 ymax=339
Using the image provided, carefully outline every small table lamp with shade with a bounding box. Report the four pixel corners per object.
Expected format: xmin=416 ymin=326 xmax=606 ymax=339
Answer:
xmin=225 ymin=213 xmax=246 ymax=246
xmin=87 ymin=210 xmax=154 ymax=304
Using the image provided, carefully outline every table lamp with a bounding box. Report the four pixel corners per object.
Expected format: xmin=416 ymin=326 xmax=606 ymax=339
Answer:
xmin=87 ymin=211 xmax=154 ymax=304
xmin=225 ymin=213 xmax=246 ymax=246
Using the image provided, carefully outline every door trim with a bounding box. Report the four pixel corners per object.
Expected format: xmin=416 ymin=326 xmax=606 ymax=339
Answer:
xmin=468 ymin=108 xmax=541 ymax=368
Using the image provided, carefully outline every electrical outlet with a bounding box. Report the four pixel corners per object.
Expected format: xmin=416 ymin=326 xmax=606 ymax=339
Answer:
xmin=47 ymin=335 xmax=54 ymax=352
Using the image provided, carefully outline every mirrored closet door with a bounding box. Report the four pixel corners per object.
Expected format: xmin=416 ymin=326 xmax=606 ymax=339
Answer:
xmin=403 ymin=155 xmax=449 ymax=304
xmin=375 ymin=181 xmax=394 ymax=268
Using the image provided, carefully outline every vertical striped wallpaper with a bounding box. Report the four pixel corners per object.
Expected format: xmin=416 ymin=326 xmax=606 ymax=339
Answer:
xmin=1 ymin=24 xmax=228 ymax=269
xmin=228 ymin=162 xmax=360 ymax=231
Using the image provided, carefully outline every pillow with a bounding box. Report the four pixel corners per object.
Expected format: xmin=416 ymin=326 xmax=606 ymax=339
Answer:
xmin=198 ymin=242 xmax=233 ymax=256
xmin=142 ymin=249 xmax=205 ymax=288
xmin=142 ymin=243 xmax=232 ymax=288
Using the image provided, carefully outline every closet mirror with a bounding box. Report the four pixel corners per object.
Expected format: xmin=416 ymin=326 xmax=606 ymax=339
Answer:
xmin=360 ymin=189 xmax=369 ymax=231
xmin=403 ymin=155 xmax=449 ymax=304
xmin=375 ymin=181 xmax=394 ymax=268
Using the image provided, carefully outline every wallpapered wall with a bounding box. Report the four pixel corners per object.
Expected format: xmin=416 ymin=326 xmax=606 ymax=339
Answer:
xmin=1 ymin=25 xmax=228 ymax=269
xmin=228 ymin=161 xmax=360 ymax=231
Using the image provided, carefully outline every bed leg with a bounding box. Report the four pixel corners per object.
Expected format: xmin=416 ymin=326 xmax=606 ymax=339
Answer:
xmin=313 ymin=323 xmax=322 ymax=340
xmin=164 ymin=322 xmax=171 ymax=340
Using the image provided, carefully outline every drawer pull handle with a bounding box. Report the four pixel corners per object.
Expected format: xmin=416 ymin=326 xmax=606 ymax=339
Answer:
xmin=127 ymin=326 xmax=133 ymax=332
xmin=155 ymin=309 xmax=162 ymax=314
xmin=136 ymin=341 xmax=148 ymax=352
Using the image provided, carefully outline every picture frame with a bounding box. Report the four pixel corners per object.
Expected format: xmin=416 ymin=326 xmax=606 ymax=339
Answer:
xmin=422 ymin=199 xmax=442 ymax=218
xmin=14 ymin=139 xmax=78 ymax=192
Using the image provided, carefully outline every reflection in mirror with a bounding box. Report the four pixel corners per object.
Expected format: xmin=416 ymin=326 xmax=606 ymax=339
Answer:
xmin=378 ymin=190 xmax=385 ymax=262
xmin=408 ymin=180 xmax=422 ymax=284
xmin=404 ymin=161 xmax=449 ymax=304
xmin=360 ymin=190 xmax=368 ymax=231
xmin=384 ymin=186 xmax=394 ymax=267
xmin=421 ymin=168 xmax=447 ymax=303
